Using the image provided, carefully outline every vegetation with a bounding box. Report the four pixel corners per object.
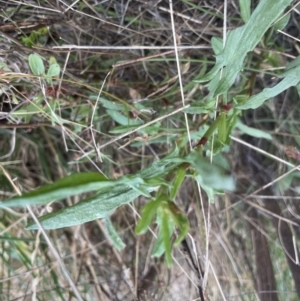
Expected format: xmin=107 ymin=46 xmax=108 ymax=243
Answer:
xmin=0 ymin=0 xmax=300 ymax=300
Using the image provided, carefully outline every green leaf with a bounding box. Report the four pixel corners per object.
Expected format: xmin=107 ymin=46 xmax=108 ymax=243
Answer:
xmin=161 ymin=208 xmax=172 ymax=267
xmin=109 ymin=125 xmax=140 ymax=134
xmin=199 ymin=183 xmax=215 ymax=203
xmin=273 ymin=13 xmax=290 ymax=31
xmin=151 ymin=227 xmax=165 ymax=257
xmin=46 ymin=63 xmax=60 ymax=83
xmin=275 ymin=172 xmax=294 ymax=193
xmin=24 ymin=148 xmax=181 ymax=230
xmin=166 ymin=202 xmax=189 ymax=246
xmin=121 ymin=176 xmax=151 ymax=197
xmin=135 ymin=197 xmax=165 ymax=235
xmin=49 ymin=56 xmax=57 ymax=66
xmin=26 ymin=185 xmax=144 ymax=230
xmin=107 ymin=109 xmax=142 ymax=126
xmin=236 ymin=59 xmax=300 ymax=109
xmin=196 ymin=0 xmax=293 ymax=97
xmin=1 ymin=173 xmax=114 ymax=207
xmin=28 ymin=53 xmax=45 ymax=76
xmin=235 ymin=120 xmax=272 ymax=140
xmin=285 ymin=55 xmax=300 ymax=71
xmin=151 ymin=210 xmax=174 ymax=258
xmin=295 ymin=186 xmax=300 ymax=195
xmin=138 ymin=146 xmax=181 ymax=179
xmin=202 ymin=113 xmax=224 ymax=140
xmin=239 ymin=0 xmax=251 ymax=23
xmin=170 ymin=165 xmax=186 ymax=200
xmin=217 ymin=112 xmax=227 ymax=143
xmin=104 ymin=217 xmax=125 ymax=251
xmin=225 ymin=111 xmax=239 ymax=144
xmin=0 ymin=61 xmax=12 ymax=72
xmin=11 ymin=98 xmax=44 ymax=123
xmin=165 ymin=151 xmax=235 ymax=194
xmin=186 ymin=151 xmax=235 ymax=191
xmin=183 ymin=100 xmax=215 ymax=114
xmin=89 ymin=96 xmax=125 ymax=111
xmin=211 ymin=37 xmax=223 ymax=55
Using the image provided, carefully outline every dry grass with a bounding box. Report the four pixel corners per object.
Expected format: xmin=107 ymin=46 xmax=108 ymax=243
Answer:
xmin=1 ymin=1 xmax=300 ymax=301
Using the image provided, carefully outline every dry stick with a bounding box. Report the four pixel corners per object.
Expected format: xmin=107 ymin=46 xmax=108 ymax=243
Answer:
xmin=223 ymin=136 xmax=300 ymax=226
xmin=230 ymin=136 xmax=300 ymax=170
xmin=56 ymin=50 xmax=71 ymax=152
xmin=53 ymin=45 xmax=211 ymax=50
xmin=8 ymin=0 xmax=62 ymax=13
xmin=113 ymin=50 xmax=181 ymax=69
xmin=169 ymin=0 xmax=192 ymax=151
xmin=253 ymin=195 xmax=300 ymax=200
xmin=169 ymin=1 xmax=201 ymax=298
xmin=76 ymin=104 xmax=190 ymax=161
xmin=278 ymin=219 xmax=299 ymax=265
xmin=203 ymin=1 xmax=228 ymax=296
xmin=209 ymin=261 xmax=228 ymax=301
xmin=245 ymin=200 xmax=299 ymax=227
xmin=157 ymin=4 xmax=203 ymax=25
xmin=90 ymin=71 xmax=111 ymax=162
xmin=0 ymin=128 xmax=16 ymax=160
xmin=136 ymin=0 xmax=203 ymax=25
xmin=0 ymin=122 xmax=52 ymax=129
xmin=293 ymin=235 xmax=299 ymax=265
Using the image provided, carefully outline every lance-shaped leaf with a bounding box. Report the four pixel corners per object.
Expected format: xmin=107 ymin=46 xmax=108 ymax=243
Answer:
xmin=236 ymin=59 xmax=300 ymax=110
xmin=26 ymin=185 xmax=146 ymax=230
xmin=0 ymin=173 xmax=114 ymax=208
xmin=24 ymin=147 xmax=182 ymax=230
xmin=239 ymin=0 xmax=251 ymax=23
xmin=161 ymin=208 xmax=172 ymax=267
xmin=218 ymin=112 xmax=227 ymax=143
xmin=151 ymin=207 xmax=174 ymax=267
xmin=235 ymin=120 xmax=272 ymax=139
xmin=104 ymin=217 xmax=126 ymax=251
xmin=186 ymin=151 xmax=235 ymax=191
xmin=165 ymin=151 xmax=235 ymax=191
xmin=135 ymin=197 xmax=165 ymax=235
xmin=196 ymin=0 xmax=293 ymax=97
xmin=166 ymin=202 xmax=189 ymax=246
xmin=201 ymin=113 xmax=224 ymax=141
xmin=170 ymin=165 xmax=186 ymax=200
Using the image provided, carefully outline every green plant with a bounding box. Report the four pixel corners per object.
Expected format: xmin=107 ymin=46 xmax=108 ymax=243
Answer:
xmin=1 ymin=0 xmax=299 ymax=271
xmin=20 ymin=27 xmax=49 ymax=47
xmin=1 ymin=146 xmax=234 ymax=267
